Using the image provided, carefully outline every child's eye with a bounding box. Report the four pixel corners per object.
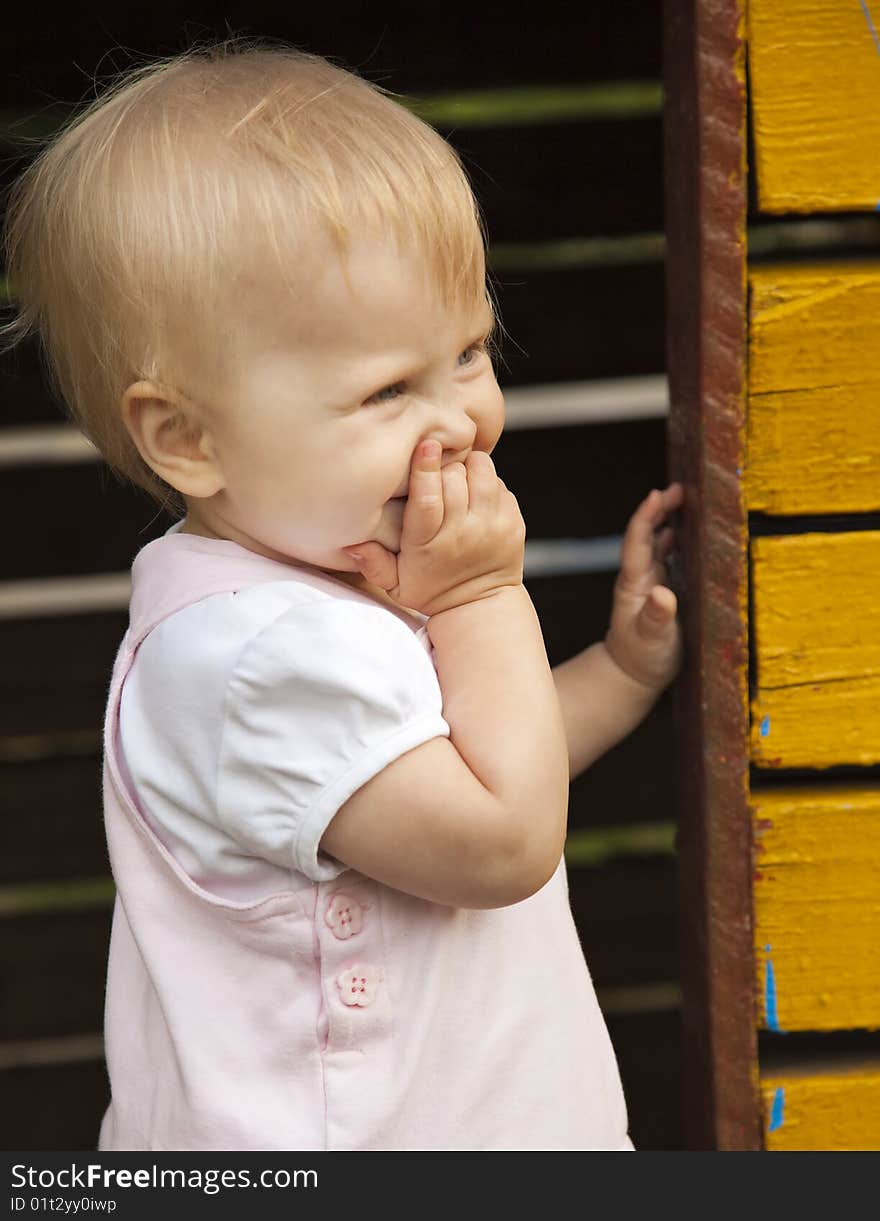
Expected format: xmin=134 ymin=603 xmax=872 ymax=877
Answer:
xmin=458 ymin=341 xmax=486 ymax=367
xmin=365 ymin=382 xmax=405 ymax=406
xmin=364 ymin=342 xmax=488 ymax=406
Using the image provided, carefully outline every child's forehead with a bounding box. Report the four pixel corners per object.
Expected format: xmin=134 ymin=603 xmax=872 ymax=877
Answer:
xmin=230 ymin=234 xmax=490 ymax=346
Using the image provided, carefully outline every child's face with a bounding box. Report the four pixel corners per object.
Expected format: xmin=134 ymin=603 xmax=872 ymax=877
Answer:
xmin=191 ymin=237 xmax=504 ymax=574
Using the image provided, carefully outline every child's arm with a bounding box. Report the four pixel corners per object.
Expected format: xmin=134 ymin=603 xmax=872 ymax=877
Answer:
xmin=321 ymin=442 xmax=568 ymax=910
xmin=552 ymin=484 xmax=683 ymax=780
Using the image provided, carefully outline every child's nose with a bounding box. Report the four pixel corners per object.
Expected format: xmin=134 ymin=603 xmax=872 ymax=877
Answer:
xmin=430 ymin=402 xmax=478 ymax=461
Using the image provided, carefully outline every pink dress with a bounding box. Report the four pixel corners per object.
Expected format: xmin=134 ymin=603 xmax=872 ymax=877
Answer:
xmin=98 ymin=531 xmax=632 ymax=1150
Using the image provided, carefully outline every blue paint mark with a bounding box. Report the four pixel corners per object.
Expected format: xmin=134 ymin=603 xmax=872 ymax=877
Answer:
xmin=760 ymin=716 xmax=770 ymax=737
xmin=765 ymin=949 xmax=784 ymax=1032
xmin=860 ymin=0 xmax=880 ymax=56
xmin=769 ymin=1087 xmax=785 ymax=1132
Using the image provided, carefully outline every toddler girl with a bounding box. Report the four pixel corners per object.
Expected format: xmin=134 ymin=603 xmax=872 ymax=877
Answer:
xmin=3 ymin=41 xmax=682 ymax=1150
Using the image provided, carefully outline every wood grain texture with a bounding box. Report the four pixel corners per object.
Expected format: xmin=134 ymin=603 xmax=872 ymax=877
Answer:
xmin=749 ymin=0 xmax=880 ymax=211
xmin=761 ymin=1059 xmax=880 ymax=1150
xmin=748 ymin=264 xmax=880 ymax=513
xmin=753 ymin=786 xmax=880 ymax=1032
xmin=751 ymin=532 xmax=880 ymax=768
xmin=664 ymin=0 xmax=758 ymax=1148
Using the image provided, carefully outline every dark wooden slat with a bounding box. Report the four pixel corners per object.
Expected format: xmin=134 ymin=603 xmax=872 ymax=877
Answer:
xmin=493 ymin=263 xmax=666 ymax=384
xmin=0 ymin=340 xmax=66 ymax=428
xmin=0 ymin=2 xmax=660 ymax=107
xmin=567 ymin=691 xmax=674 ymax=832
xmin=1 ymin=909 xmax=110 ymax=1040
xmin=664 ymin=0 xmax=759 ymax=1149
xmin=1 ymin=756 xmax=108 ymax=884
xmin=607 ymin=1008 xmax=683 ymax=1150
xmin=0 ymin=419 xmax=668 ymax=578
xmin=758 ymin=1029 xmax=880 ymax=1073
xmin=0 ymin=1059 xmax=106 ymax=1150
xmin=503 ymin=418 xmax=668 ymax=538
xmin=458 ymin=117 xmax=663 ymax=243
xmin=569 ymin=855 xmax=677 ymax=987
xmin=0 ymin=465 xmax=169 ymax=579
xmin=0 ymin=612 xmax=125 ymax=737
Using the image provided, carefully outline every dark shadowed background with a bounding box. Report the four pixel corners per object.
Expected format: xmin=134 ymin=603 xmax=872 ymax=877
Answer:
xmin=0 ymin=1 xmax=682 ymax=1150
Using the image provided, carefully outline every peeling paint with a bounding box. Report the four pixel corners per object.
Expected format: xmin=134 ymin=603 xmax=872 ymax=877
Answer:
xmin=769 ymin=1087 xmax=785 ymax=1132
xmin=764 ymin=945 xmax=783 ymax=1032
xmin=753 ymin=787 xmax=880 ymax=1030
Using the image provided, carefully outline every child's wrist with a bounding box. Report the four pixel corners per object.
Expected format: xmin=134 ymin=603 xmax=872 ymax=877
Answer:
xmin=424 ymin=578 xmax=524 ymax=626
xmin=600 ymin=636 xmax=670 ymax=700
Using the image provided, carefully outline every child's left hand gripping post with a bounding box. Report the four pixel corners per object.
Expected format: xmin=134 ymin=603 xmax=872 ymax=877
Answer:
xmin=604 ymin=483 xmax=685 ymax=692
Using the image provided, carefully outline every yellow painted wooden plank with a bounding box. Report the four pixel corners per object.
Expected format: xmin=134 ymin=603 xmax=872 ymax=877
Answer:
xmin=748 ymin=0 xmax=880 ymax=211
xmin=752 ymin=533 xmax=880 ymax=688
xmin=750 ymin=264 xmax=880 ymax=395
xmin=748 ymin=264 xmax=880 ymax=514
xmin=751 ymin=532 xmax=880 ymax=768
xmin=761 ymin=1060 xmax=880 ymax=1150
xmin=753 ymin=786 xmax=880 ymax=1032
xmin=752 ymin=678 xmax=880 ymax=769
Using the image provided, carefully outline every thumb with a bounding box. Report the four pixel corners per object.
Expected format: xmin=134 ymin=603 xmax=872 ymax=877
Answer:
xmin=342 ymin=541 xmax=399 ymax=593
xmin=636 ymin=585 xmax=677 ymax=639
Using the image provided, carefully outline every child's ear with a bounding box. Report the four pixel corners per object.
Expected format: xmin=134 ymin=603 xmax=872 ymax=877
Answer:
xmin=121 ymin=380 xmax=225 ymax=499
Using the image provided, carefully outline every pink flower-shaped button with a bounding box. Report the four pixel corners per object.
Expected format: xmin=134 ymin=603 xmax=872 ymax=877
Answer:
xmin=325 ymin=892 xmax=364 ymax=941
xmin=336 ymin=963 xmax=381 ymax=1007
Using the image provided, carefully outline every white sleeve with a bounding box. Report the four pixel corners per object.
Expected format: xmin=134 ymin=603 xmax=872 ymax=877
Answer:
xmin=216 ymin=598 xmax=450 ymax=882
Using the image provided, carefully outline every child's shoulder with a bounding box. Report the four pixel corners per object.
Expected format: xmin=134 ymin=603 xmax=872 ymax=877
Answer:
xmin=129 ymin=529 xmax=429 ymax=663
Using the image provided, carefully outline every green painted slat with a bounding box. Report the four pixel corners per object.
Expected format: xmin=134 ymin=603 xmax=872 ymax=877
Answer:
xmin=0 ymin=83 xmax=662 ymax=147
xmin=490 ymin=233 xmax=665 ymax=272
xmin=0 ymin=876 xmax=114 ymax=917
xmin=0 ymin=731 xmax=101 ymax=763
xmin=406 ymin=82 xmax=663 ymax=127
xmin=564 ymin=821 xmax=675 ymax=868
xmin=0 ymin=106 xmax=69 ymax=144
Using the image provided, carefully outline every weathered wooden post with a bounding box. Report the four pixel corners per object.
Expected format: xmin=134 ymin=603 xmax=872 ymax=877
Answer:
xmin=665 ymin=0 xmax=759 ymax=1151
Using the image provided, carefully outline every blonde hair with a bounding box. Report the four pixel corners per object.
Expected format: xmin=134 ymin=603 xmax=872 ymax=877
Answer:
xmin=2 ymin=39 xmax=495 ymax=511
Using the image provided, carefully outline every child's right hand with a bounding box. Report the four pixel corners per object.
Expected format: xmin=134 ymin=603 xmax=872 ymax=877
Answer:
xmin=342 ymin=439 xmax=525 ymax=617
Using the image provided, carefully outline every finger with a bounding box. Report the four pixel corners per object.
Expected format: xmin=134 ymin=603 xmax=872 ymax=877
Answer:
xmin=661 ymin=482 xmax=685 ymax=513
xmin=341 ymin=541 xmax=399 ymax=592
xmin=464 ymin=450 xmax=499 ymax=507
xmin=641 ymin=484 xmax=683 ymax=531
xmin=401 ymin=439 xmax=444 ymax=547
xmin=635 ymin=585 xmax=678 ymax=640
xmin=619 ymin=489 xmax=665 ymax=588
xmin=655 ymin=526 xmax=676 ymax=560
xmin=441 ymin=460 xmax=469 ymax=522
